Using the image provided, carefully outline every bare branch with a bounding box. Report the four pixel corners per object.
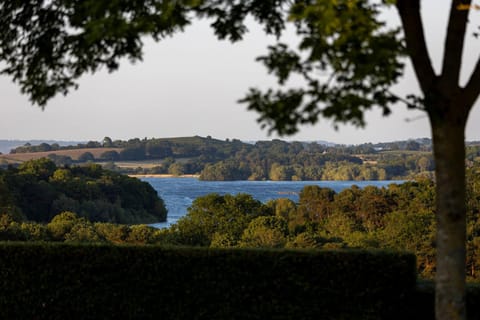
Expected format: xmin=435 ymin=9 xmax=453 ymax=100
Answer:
xmin=395 ymin=0 xmax=436 ymax=94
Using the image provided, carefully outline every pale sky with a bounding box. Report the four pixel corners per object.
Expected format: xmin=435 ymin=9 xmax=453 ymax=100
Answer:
xmin=0 ymin=1 xmax=479 ymax=144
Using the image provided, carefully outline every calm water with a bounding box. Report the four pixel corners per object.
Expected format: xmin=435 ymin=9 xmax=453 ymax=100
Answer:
xmin=143 ymin=177 xmax=404 ymax=228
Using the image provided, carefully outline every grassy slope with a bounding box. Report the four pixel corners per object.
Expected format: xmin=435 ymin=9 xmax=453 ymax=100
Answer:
xmin=0 ymin=148 xmax=123 ymax=163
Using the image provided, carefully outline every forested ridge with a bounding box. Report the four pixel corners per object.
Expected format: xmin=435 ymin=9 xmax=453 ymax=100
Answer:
xmin=4 ymin=135 xmax=478 ymax=181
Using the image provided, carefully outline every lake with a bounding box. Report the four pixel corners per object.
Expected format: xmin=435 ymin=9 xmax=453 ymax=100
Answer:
xmin=143 ymin=177 xmax=404 ymax=228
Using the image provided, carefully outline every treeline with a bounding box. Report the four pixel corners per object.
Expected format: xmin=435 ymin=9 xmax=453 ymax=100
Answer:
xmin=10 ymin=136 xmax=436 ymax=155
xmin=7 ymin=136 xmax=442 ymax=180
xmin=0 ymin=159 xmax=167 ymax=224
xmin=10 ymin=136 xmax=246 ymax=161
xmin=197 ymin=139 xmax=435 ymax=181
xmin=0 ymin=211 xmax=162 ymax=244
xmin=10 ymin=137 xmax=117 ymax=153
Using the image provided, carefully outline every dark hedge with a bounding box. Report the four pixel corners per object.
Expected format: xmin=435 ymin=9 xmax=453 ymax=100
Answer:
xmin=0 ymin=243 xmax=417 ymax=320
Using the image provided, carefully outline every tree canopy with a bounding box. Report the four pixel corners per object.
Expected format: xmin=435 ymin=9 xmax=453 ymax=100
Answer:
xmin=0 ymin=159 xmax=167 ymax=223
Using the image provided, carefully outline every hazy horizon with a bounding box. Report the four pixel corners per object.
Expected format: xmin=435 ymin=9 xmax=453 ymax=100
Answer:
xmin=0 ymin=134 xmax=451 ymax=145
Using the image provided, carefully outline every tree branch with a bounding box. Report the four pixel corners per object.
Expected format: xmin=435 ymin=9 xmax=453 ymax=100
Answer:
xmin=395 ymin=0 xmax=436 ymax=94
xmin=464 ymin=56 xmax=480 ymax=108
xmin=441 ymin=0 xmax=471 ymax=87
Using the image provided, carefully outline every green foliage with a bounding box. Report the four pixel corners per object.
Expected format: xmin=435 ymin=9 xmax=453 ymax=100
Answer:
xmin=380 ymin=210 xmax=436 ymax=277
xmin=235 ymin=1 xmax=405 ymax=134
xmin=47 ymin=211 xmax=83 ymax=241
xmin=239 ymin=216 xmax=288 ymax=248
xmin=78 ymin=151 xmax=95 ymax=162
xmin=145 ymin=139 xmax=173 ymax=158
xmin=0 ymin=0 xmax=195 ymax=106
xmin=8 ymin=136 xmax=436 ymax=180
xmin=0 ymin=214 xmax=24 ymax=241
xmin=167 ymin=162 xmax=186 ymax=176
xmin=267 ymin=197 xmax=297 ymax=221
xmin=0 ymin=243 xmax=417 ymax=320
xmin=64 ymin=221 xmax=101 ymax=243
xmin=0 ymin=173 xmax=24 ymax=221
xmin=99 ymin=150 xmax=120 ymax=161
xmin=19 ymin=222 xmax=49 ymax=241
xmin=126 ymin=224 xmax=156 ymax=244
xmin=94 ymin=222 xmax=129 ymax=244
xmin=172 ymin=193 xmax=271 ymax=246
xmin=47 ymin=154 xmax=73 ymax=166
xmin=298 ymin=185 xmax=335 ymax=222
xmin=18 ymin=157 xmax=56 ymax=180
xmin=0 ymin=159 xmax=167 ymax=224
xmin=285 ymin=232 xmax=326 ymax=249
xmin=200 ymin=160 xmax=250 ymax=180
xmin=120 ymin=144 xmax=146 ymax=161
xmin=195 ymin=139 xmax=433 ymax=181
xmin=0 ymin=211 xmax=160 ymax=245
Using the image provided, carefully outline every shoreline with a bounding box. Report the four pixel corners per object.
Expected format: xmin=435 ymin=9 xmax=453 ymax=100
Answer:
xmin=128 ymin=174 xmax=200 ymax=179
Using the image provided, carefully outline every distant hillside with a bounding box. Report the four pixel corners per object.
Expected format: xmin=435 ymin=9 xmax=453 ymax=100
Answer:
xmin=0 ymin=140 xmax=82 ymax=154
xmin=2 ymin=135 xmax=478 ymax=181
xmin=0 ymin=148 xmax=122 ymax=164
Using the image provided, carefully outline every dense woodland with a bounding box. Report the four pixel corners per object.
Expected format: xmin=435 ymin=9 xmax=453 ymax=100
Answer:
xmin=6 ymin=136 xmax=479 ymax=181
xmin=0 ymin=159 xmax=167 ymax=224
xmin=1 ymin=162 xmax=480 ymax=282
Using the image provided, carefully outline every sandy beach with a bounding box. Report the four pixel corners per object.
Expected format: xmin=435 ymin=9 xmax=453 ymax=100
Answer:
xmin=128 ymin=174 xmax=200 ymax=179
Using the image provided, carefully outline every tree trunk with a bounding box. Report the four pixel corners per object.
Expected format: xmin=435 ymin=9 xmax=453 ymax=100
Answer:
xmin=431 ymin=117 xmax=467 ymax=320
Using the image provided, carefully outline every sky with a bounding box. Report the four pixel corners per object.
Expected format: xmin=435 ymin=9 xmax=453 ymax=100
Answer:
xmin=0 ymin=1 xmax=479 ymax=145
